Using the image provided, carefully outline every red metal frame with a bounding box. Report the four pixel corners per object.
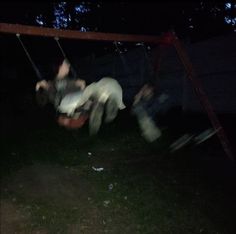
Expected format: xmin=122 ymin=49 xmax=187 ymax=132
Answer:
xmin=0 ymin=23 xmax=234 ymax=160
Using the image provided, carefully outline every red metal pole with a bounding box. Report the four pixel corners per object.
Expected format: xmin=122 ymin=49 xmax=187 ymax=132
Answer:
xmin=170 ymin=32 xmax=234 ymax=161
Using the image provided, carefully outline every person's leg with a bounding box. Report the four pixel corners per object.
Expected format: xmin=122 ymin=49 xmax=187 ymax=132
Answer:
xmin=104 ymin=97 xmax=119 ymax=123
xmin=89 ymin=102 xmax=105 ymax=135
xmin=132 ymin=102 xmax=162 ymax=142
xmin=137 ymin=108 xmax=162 ymax=142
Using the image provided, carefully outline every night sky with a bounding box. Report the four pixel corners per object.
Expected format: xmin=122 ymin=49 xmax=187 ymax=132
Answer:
xmin=0 ymin=1 xmax=235 ymax=42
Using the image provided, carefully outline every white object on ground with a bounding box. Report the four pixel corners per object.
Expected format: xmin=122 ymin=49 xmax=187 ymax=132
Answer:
xmin=108 ymin=184 xmax=114 ymax=191
xmin=103 ymin=200 xmax=110 ymax=207
xmin=92 ymin=166 xmax=104 ymax=172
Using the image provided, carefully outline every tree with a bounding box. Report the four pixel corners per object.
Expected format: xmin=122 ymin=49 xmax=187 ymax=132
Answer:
xmin=0 ymin=1 xmax=235 ymax=42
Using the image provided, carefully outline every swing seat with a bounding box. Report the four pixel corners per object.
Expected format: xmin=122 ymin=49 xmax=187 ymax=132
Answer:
xmin=58 ymin=114 xmax=89 ymax=129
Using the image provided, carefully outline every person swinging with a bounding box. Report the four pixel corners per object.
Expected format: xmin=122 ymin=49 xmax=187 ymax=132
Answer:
xmin=35 ymin=58 xmax=86 ymax=107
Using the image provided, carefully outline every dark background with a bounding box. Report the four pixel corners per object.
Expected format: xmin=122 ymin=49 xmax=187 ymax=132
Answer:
xmin=0 ymin=1 xmax=235 ymax=41
xmin=0 ymin=1 xmax=235 ymax=120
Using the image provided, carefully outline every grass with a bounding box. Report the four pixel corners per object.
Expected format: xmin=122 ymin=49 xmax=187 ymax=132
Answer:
xmin=1 ymin=105 xmax=236 ymax=233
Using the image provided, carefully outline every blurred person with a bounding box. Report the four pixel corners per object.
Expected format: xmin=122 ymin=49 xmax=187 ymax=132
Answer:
xmin=57 ymin=77 xmax=126 ymax=135
xmin=35 ymin=58 xmax=86 ymax=108
xmin=132 ymin=82 xmax=169 ymax=142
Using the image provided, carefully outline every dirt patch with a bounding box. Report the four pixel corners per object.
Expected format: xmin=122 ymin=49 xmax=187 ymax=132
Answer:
xmin=1 ymin=200 xmax=30 ymax=234
xmin=5 ymin=163 xmax=92 ymax=202
xmin=1 ymin=199 xmax=49 ymax=234
xmin=1 ymin=163 xmax=106 ymax=233
xmin=1 ymin=163 xmax=138 ymax=233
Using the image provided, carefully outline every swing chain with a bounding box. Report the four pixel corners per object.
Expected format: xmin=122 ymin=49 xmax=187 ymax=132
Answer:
xmin=54 ymin=36 xmax=67 ymax=59
xmin=16 ymin=33 xmax=42 ymax=80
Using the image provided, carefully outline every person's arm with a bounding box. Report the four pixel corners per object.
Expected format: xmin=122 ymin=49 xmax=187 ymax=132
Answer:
xmin=75 ymin=79 xmax=86 ymax=90
xmin=133 ymin=85 xmax=146 ymax=105
xmin=75 ymin=83 xmax=95 ymax=108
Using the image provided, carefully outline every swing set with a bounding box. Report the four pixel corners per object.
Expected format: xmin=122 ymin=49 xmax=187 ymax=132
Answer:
xmin=0 ymin=22 xmax=234 ymax=161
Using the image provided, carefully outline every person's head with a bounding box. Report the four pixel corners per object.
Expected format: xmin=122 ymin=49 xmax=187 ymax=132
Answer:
xmin=56 ymin=59 xmax=71 ymax=79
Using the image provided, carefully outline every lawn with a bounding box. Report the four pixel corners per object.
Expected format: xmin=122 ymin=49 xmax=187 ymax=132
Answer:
xmin=1 ymin=103 xmax=236 ymax=234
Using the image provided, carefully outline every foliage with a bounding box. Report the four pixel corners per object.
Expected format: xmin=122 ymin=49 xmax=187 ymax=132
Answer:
xmin=0 ymin=2 xmax=235 ymax=41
